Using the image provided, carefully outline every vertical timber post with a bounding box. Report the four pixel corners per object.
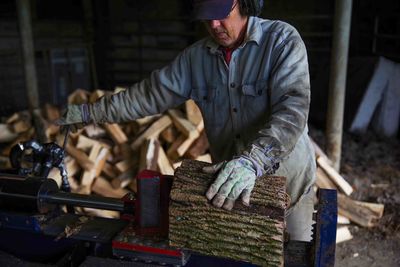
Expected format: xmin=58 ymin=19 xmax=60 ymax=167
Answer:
xmin=17 ymin=0 xmax=47 ymax=142
xmin=16 ymin=0 xmax=39 ymax=110
xmin=326 ymin=0 xmax=353 ymax=171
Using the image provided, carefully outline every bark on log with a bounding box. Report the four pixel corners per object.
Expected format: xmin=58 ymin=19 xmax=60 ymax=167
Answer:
xmin=169 ymin=159 xmax=287 ymax=267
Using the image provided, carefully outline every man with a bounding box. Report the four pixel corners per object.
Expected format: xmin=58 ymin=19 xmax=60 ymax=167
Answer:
xmin=59 ymin=0 xmax=316 ymax=241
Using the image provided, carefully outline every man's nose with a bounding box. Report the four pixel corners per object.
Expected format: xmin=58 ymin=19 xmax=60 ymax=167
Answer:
xmin=209 ymin=20 xmax=221 ymax=29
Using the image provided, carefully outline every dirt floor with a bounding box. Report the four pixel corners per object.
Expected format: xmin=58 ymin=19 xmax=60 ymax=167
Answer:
xmin=309 ymin=126 xmax=400 ymax=267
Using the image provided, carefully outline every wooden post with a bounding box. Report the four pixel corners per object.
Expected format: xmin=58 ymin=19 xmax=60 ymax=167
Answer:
xmin=326 ymin=0 xmax=353 ymax=171
xmin=16 ymin=0 xmax=39 ymax=110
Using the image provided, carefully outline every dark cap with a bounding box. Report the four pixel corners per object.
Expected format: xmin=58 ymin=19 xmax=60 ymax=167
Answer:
xmin=192 ymin=0 xmax=234 ymax=20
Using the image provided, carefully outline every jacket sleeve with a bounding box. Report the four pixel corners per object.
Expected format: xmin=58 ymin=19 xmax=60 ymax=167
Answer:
xmin=90 ymin=49 xmax=192 ymax=124
xmin=242 ymin=34 xmax=311 ymax=176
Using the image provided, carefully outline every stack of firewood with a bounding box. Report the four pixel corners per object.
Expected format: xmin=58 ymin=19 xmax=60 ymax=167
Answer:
xmin=311 ymin=139 xmax=385 ymax=243
xmin=0 ymin=87 xmax=210 ymax=218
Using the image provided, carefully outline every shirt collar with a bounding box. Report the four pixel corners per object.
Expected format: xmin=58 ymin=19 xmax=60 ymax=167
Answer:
xmin=206 ymin=16 xmax=262 ymax=54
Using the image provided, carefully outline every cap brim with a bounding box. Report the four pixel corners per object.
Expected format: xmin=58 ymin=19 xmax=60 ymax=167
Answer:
xmin=192 ymin=0 xmax=234 ymax=20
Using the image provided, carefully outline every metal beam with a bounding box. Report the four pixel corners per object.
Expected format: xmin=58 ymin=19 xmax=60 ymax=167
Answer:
xmin=326 ymin=0 xmax=353 ymax=171
xmin=16 ymin=0 xmax=39 ymax=110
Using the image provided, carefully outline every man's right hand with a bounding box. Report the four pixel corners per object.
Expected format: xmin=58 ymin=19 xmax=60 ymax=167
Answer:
xmin=55 ymin=104 xmax=90 ymax=132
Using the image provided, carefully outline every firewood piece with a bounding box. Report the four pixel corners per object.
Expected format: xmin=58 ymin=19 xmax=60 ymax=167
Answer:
xmin=131 ymin=115 xmax=172 ymax=150
xmin=82 ymin=207 xmax=119 ymax=219
xmin=315 ymin=167 xmax=337 ymax=190
xmin=89 ymin=89 xmax=106 ymax=103
xmin=317 ymin=156 xmax=353 ymax=196
xmin=103 ymin=123 xmax=128 ymax=144
xmin=186 ymin=130 xmax=209 ymax=159
xmin=167 ymin=134 xmax=186 ymax=160
xmin=113 ymin=86 xmax=126 ymax=94
xmin=1 ymin=128 xmax=35 ymax=156
xmin=84 ymin=125 xmax=106 ymax=138
xmin=76 ymin=135 xmax=98 ymax=151
xmin=68 ymin=89 xmax=90 ymax=104
xmin=167 ymin=109 xmax=199 ymax=139
xmin=115 ymin=159 xmax=134 ymax=174
xmin=92 ymin=176 xmax=129 ymax=198
xmin=0 ymin=124 xmax=18 ymax=143
xmin=310 ymin=138 xmax=333 ymax=166
xmin=45 ymin=124 xmax=60 ymax=139
xmin=336 ymin=226 xmax=353 ymax=244
xmin=111 ymin=169 xmax=135 ymax=189
xmin=66 ymin=144 xmax=94 ymax=171
xmin=157 ymin=146 xmax=174 ymax=175
xmin=12 ymin=118 xmax=31 ymax=133
xmin=102 ymin=162 xmax=118 ymax=179
xmin=81 ymin=144 xmax=109 ymax=187
xmin=135 ymin=114 xmax=161 ymax=127
xmin=195 ymin=153 xmax=212 ymax=163
xmin=185 ymin=100 xmax=203 ymax=126
xmin=160 ymin=126 xmax=178 ymax=144
xmin=170 ymin=159 xmax=287 ymax=267
xmin=43 ymin=103 xmax=60 ymax=121
xmin=139 ymin=138 xmax=160 ymax=172
xmin=65 ymin=156 xmax=79 ymax=177
xmin=337 ymin=215 xmax=350 ymax=225
xmin=338 ymin=193 xmax=383 ymax=227
xmin=352 ymin=200 xmax=385 ymax=219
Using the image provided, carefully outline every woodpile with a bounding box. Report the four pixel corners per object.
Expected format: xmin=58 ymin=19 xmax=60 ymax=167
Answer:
xmin=0 ymin=88 xmax=211 ymax=218
xmin=170 ymin=159 xmax=288 ymax=267
xmin=310 ymin=138 xmax=385 ymax=243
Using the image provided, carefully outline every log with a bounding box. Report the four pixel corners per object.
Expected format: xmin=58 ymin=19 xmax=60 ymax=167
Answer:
xmin=103 ymin=123 xmax=128 ymax=144
xmin=338 ymin=193 xmax=383 ymax=227
xmin=170 ymin=160 xmax=287 ymax=267
xmin=185 ymin=100 xmax=202 ymax=126
xmin=185 ymin=130 xmax=209 ymax=159
xmin=138 ymin=138 xmax=159 ymax=172
xmin=336 ymin=226 xmax=353 ymax=244
xmin=131 ymin=115 xmax=172 ymax=150
xmin=157 ymin=146 xmax=174 ymax=175
xmin=315 ymin=167 xmax=337 ymax=190
xmin=167 ymin=109 xmax=199 ymax=139
xmin=317 ymin=156 xmax=353 ymax=195
xmin=92 ymin=176 xmax=129 ymax=198
xmin=66 ymin=143 xmax=94 ymax=171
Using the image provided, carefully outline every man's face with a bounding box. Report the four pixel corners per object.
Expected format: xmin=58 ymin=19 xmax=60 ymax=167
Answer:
xmin=204 ymin=1 xmax=248 ymax=48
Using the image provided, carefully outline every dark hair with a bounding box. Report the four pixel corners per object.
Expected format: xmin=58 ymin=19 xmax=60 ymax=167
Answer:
xmin=238 ymin=0 xmax=264 ymax=16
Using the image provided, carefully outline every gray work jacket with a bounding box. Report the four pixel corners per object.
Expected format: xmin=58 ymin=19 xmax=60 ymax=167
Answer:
xmin=91 ymin=16 xmax=316 ymax=209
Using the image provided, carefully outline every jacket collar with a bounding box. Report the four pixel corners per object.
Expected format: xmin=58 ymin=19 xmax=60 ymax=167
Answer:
xmin=206 ymin=16 xmax=262 ymax=54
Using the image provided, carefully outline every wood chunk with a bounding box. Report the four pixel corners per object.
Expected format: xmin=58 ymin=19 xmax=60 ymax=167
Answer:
xmin=160 ymin=126 xmax=178 ymax=144
xmin=170 ymin=160 xmax=287 ymax=267
xmin=103 ymin=123 xmax=128 ymax=144
xmin=167 ymin=109 xmax=199 ymax=139
xmin=352 ymin=200 xmax=385 ymax=219
xmin=81 ymin=144 xmax=109 ymax=187
xmin=317 ymin=156 xmax=353 ymax=196
xmin=2 ymin=128 xmax=35 ymax=156
xmin=92 ymin=176 xmax=129 ymax=198
xmin=68 ymin=89 xmax=90 ymax=104
xmin=185 ymin=100 xmax=202 ymax=126
xmin=131 ymin=115 xmax=172 ymax=150
xmin=338 ymin=193 xmax=383 ymax=227
xmin=135 ymin=114 xmax=161 ymax=127
xmin=115 ymin=159 xmax=134 ymax=174
xmin=139 ymin=138 xmax=160 ymax=172
xmin=76 ymin=135 xmax=97 ymax=151
xmin=45 ymin=124 xmax=60 ymax=139
xmin=167 ymin=134 xmax=186 ymax=160
xmin=195 ymin=153 xmax=212 ymax=163
xmin=316 ymin=167 xmax=337 ymax=190
xmin=102 ymin=162 xmax=118 ymax=179
xmin=337 ymin=215 xmax=350 ymax=225
xmin=89 ymin=89 xmax=106 ymax=103
xmin=186 ymin=130 xmax=209 ymax=159
xmin=336 ymin=226 xmax=353 ymax=244
xmin=43 ymin=103 xmax=60 ymax=121
xmin=82 ymin=207 xmax=119 ymax=219
xmin=113 ymin=86 xmax=126 ymax=94
xmin=66 ymin=144 xmax=94 ymax=171
xmin=65 ymin=156 xmax=79 ymax=177
xmin=0 ymin=124 xmax=18 ymax=143
xmin=84 ymin=124 xmax=107 ymax=138
xmin=157 ymin=146 xmax=174 ymax=175
xmin=310 ymin=138 xmax=333 ymax=166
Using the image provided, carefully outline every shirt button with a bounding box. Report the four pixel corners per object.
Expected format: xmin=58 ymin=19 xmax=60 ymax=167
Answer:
xmin=232 ymin=107 xmax=238 ymax=112
xmin=236 ymin=134 xmax=241 ymax=139
xmin=230 ymin=82 xmax=236 ymax=88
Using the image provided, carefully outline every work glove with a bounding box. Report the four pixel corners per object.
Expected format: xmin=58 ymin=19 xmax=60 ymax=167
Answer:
xmin=203 ymin=157 xmax=257 ymax=211
xmin=55 ymin=104 xmax=91 ymax=132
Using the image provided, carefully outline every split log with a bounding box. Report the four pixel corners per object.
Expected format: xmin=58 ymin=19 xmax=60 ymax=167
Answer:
xmin=0 ymin=124 xmax=18 ymax=143
xmin=167 ymin=109 xmax=199 ymax=139
xmin=185 ymin=130 xmax=209 ymax=159
xmin=131 ymin=115 xmax=172 ymax=150
xmin=92 ymin=176 xmax=129 ymax=198
xmin=103 ymin=123 xmax=128 ymax=144
xmin=338 ymin=193 xmax=383 ymax=227
xmin=157 ymin=146 xmax=174 ymax=175
xmin=336 ymin=226 xmax=353 ymax=244
xmin=195 ymin=153 xmax=212 ymax=163
xmin=66 ymin=143 xmax=94 ymax=171
xmin=317 ymin=156 xmax=353 ymax=195
xmin=138 ymin=138 xmax=159 ymax=172
xmin=170 ymin=159 xmax=287 ymax=267
xmin=315 ymin=167 xmax=337 ymax=190
xmin=185 ymin=100 xmax=202 ymax=126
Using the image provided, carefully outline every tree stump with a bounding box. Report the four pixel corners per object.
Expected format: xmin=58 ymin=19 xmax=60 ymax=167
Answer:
xmin=169 ymin=159 xmax=288 ymax=267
